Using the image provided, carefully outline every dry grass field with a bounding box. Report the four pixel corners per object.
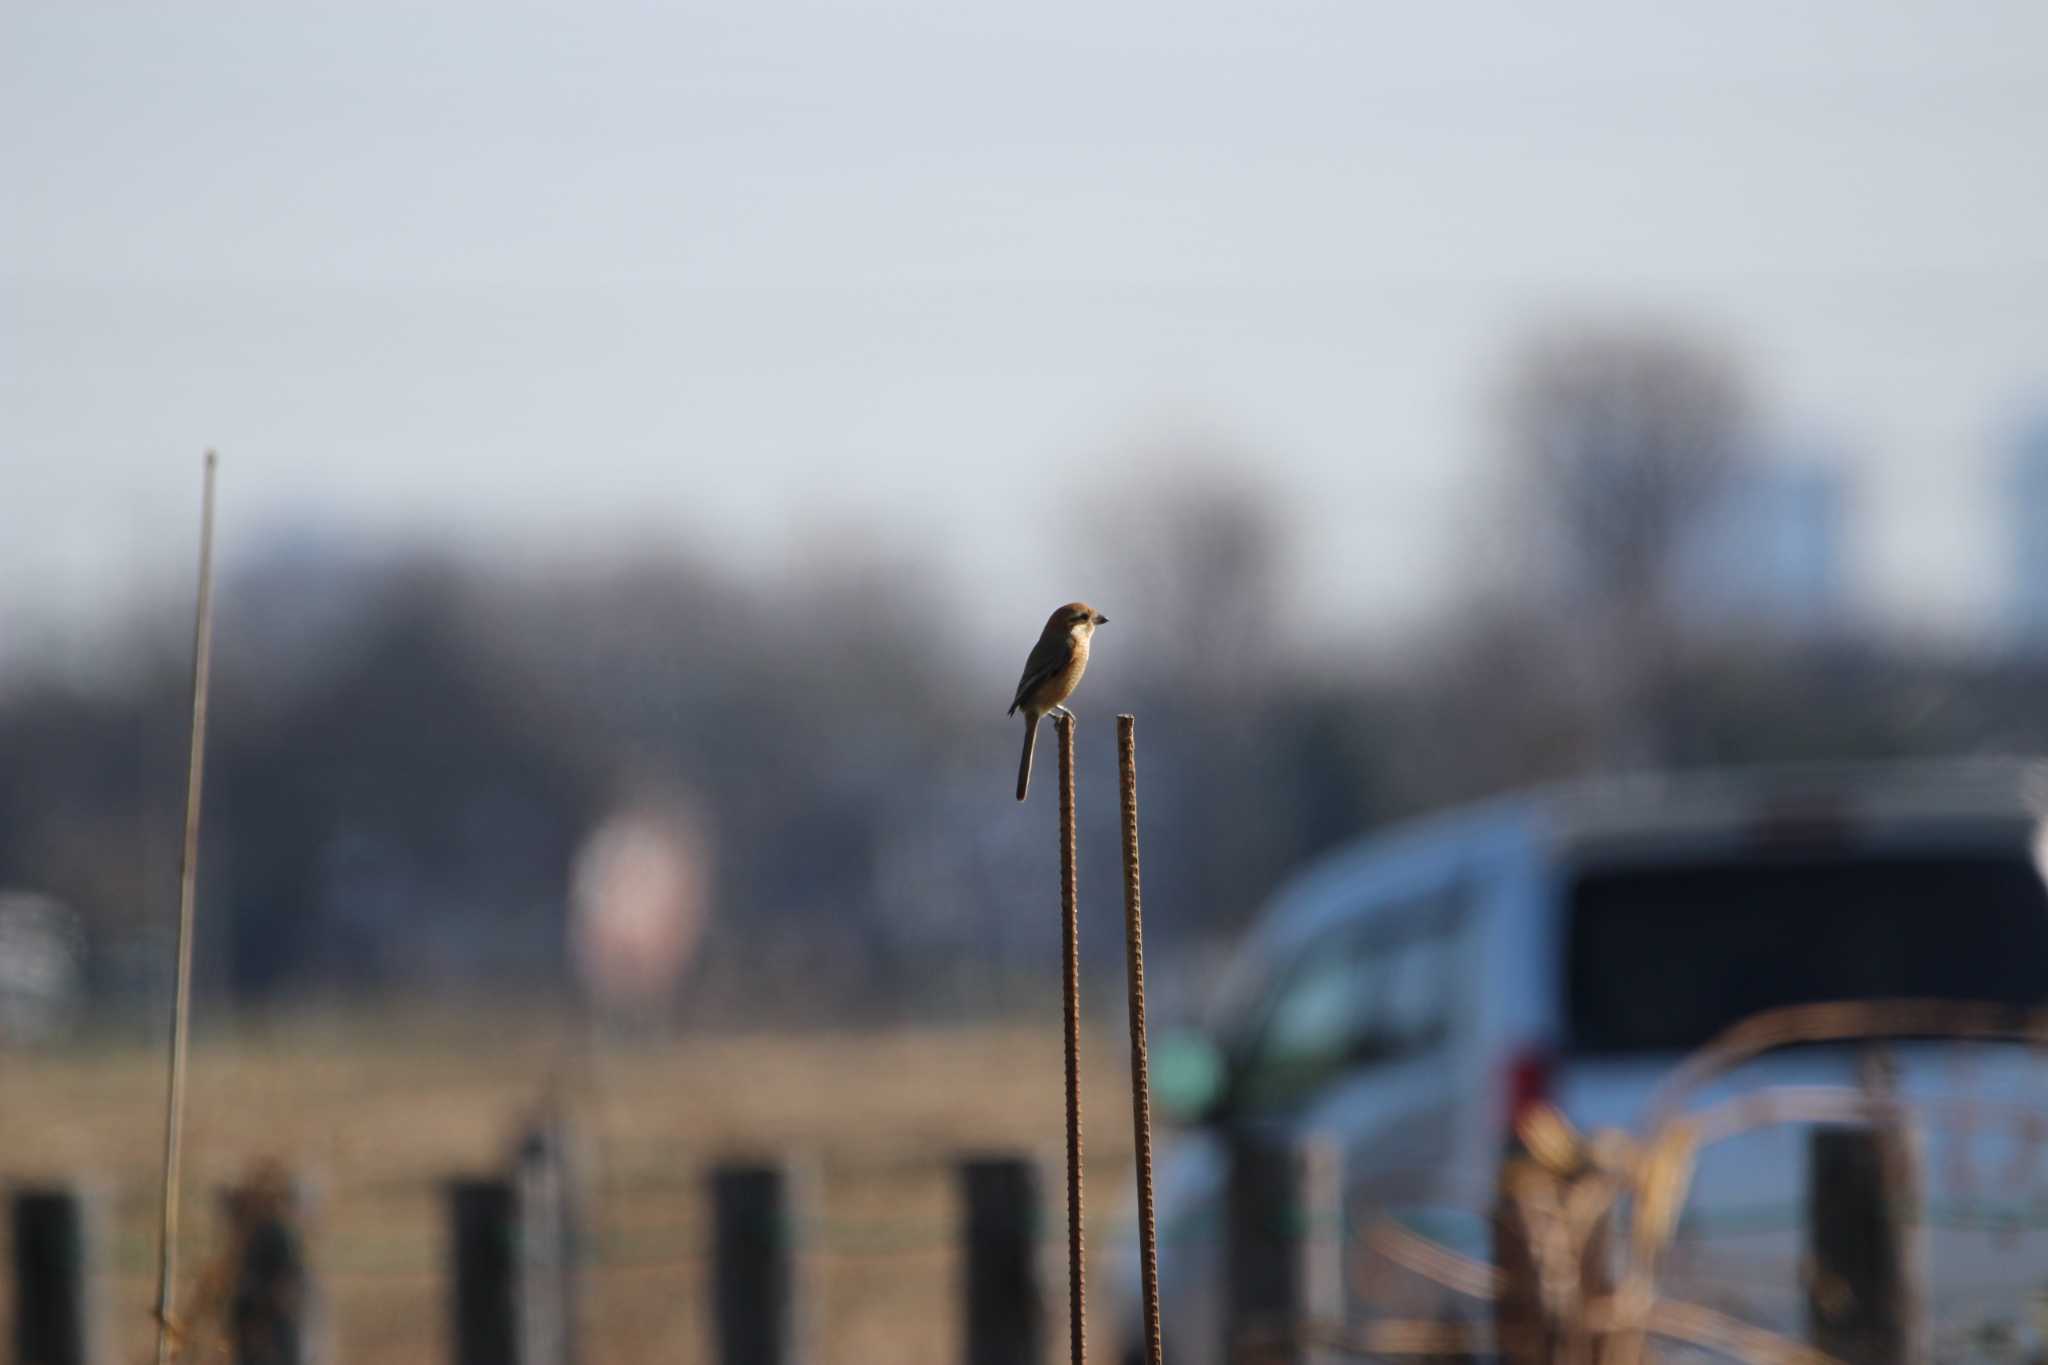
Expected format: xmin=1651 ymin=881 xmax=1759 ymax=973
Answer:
xmin=2 ymin=1008 xmax=1139 ymax=1364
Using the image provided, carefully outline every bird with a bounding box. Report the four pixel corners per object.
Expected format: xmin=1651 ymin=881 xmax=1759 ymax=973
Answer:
xmin=1008 ymin=602 xmax=1108 ymax=801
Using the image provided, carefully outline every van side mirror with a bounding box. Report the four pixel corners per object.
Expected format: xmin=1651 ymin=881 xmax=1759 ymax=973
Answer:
xmin=1152 ymin=1030 xmax=1230 ymax=1125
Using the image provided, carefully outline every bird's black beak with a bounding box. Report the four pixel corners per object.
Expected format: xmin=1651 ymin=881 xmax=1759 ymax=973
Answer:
xmin=1095 ymin=614 xmax=1108 ymax=624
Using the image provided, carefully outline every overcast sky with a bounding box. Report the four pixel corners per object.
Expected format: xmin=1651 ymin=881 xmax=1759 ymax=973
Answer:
xmin=6 ymin=1 xmax=2046 ymax=665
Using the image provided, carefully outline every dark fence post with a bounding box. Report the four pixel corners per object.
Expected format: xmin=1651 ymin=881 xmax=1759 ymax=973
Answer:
xmin=710 ymin=1161 xmax=803 ymax=1365
xmin=12 ymin=1183 xmax=100 ymax=1365
xmin=450 ymin=1179 xmax=518 ymax=1365
xmin=960 ymin=1156 xmax=1045 ymax=1365
xmin=1807 ymin=1123 xmax=1927 ymax=1365
xmin=222 ymin=1168 xmax=314 ymax=1365
xmin=446 ymin=1124 xmax=582 ymax=1365
xmin=1225 ymin=1130 xmax=1341 ymax=1365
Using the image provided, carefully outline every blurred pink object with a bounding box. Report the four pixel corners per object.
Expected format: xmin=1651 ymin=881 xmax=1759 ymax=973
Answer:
xmin=569 ymin=797 xmax=710 ymax=1012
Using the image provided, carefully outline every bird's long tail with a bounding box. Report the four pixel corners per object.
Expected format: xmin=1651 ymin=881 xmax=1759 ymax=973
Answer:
xmin=1016 ymin=713 xmax=1040 ymax=802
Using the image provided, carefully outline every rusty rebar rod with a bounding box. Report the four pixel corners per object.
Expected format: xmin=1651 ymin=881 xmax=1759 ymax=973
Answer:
xmin=154 ymin=451 xmax=219 ymax=1365
xmin=1055 ymin=712 xmax=1086 ymax=1365
xmin=1116 ymin=715 xmax=1163 ymax=1365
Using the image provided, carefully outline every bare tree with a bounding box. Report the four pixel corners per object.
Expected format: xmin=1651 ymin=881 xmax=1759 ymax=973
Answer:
xmin=1505 ymin=322 xmax=1751 ymax=619
xmin=1086 ymin=443 xmax=1285 ymax=706
xmin=1494 ymin=321 xmax=1753 ymax=767
xmin=1078 ymin=448 xmax=1310 ymax=934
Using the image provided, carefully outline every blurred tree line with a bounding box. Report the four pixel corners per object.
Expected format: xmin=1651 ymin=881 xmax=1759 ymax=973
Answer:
xmin=8 ymin=320 xmax=2048 ymax=1027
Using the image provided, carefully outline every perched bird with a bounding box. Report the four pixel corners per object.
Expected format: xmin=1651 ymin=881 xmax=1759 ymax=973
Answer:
xmin=1008 ymin=602 xmax=1108 ymax=801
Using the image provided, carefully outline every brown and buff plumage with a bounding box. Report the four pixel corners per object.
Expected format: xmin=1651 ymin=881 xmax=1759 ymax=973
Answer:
xmin=1008 ymin=601 xmax=1107 ymax=801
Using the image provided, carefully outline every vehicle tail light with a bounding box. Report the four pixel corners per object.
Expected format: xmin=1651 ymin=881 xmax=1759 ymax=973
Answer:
xmin=1503 ymin=1045 xmax=1555 ymax=1137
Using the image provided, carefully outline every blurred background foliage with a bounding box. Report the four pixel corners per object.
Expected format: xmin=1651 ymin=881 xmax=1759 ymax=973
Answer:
xmin=6 ymin=321 xmax=2048 ymax=1030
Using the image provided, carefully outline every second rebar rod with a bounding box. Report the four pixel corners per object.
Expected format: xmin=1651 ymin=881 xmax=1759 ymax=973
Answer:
xmin=1116 ymin=715 xmax=1163 ymax=1365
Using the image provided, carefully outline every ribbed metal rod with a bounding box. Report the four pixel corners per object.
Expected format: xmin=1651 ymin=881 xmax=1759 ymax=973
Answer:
xmin=1055 ymin=712 xmax=1086 ymax=1365
xmin=1116 ymin=715 xmax=1163 ymax=1365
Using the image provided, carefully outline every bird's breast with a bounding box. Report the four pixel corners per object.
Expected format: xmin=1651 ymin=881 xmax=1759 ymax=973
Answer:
xmin=1048 ymin=635 xmax=1089 ymax=698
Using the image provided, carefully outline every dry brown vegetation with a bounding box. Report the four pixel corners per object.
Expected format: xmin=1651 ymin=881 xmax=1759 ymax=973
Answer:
xmin=1 ymin=1008 xmax=1137 ymax=1364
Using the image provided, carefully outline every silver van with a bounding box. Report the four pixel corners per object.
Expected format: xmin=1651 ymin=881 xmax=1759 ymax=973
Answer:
xmin=1109 ymin=760 xmax=2048 ymax=1362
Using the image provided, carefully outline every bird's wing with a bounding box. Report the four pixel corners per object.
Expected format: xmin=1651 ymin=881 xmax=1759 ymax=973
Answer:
xmin=1008 ymin=634 xmax=1075 ymax=714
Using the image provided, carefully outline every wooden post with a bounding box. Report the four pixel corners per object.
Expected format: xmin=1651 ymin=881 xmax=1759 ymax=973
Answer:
xmin=1806 ymin=1123 xmax=1927 ymax=1365
xmin=711 ymin=1161 xmax=803 ymax=1365
xmin=960 ymin=1156 xmax=1045 ymax=1365
xmin=446 ymin=1129 xmax=581 ymax=1365
xmin=223 ymin=1170 xmax=313 ymax=1365
xmin=1225 ymin=1131 xmax=1342 ymax=1365
xmin=12 ymin=1184 xmax=101 ymax=1365
xmin=449 ymin=1180 xmax=518 ymax=1365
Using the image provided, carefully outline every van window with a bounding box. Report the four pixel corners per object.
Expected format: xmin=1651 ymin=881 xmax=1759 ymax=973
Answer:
xmin=1233 ymin=894 xmax=1464 ymax=1110
xmin=1565 ymin=852 xmax=2048 ymax=1055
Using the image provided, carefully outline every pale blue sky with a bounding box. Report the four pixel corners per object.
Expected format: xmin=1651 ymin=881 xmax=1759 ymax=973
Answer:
xmin=6 ymin=1 xmax=2046 ymax=665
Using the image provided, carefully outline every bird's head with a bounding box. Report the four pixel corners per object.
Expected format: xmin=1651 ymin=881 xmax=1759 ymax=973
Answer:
xmin=1051 ymin=601 xmax=1107 ymax=638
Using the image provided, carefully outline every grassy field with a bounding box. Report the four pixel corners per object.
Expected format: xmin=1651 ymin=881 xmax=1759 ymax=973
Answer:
xmin=2 ymin=1009 xmax=1139 ymax=1364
